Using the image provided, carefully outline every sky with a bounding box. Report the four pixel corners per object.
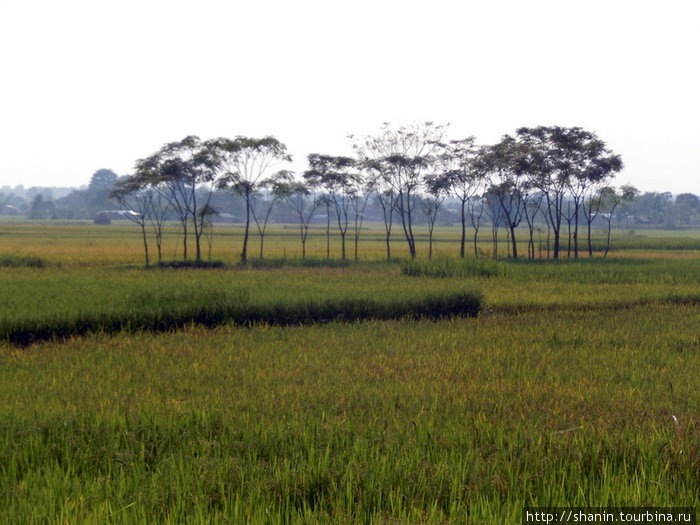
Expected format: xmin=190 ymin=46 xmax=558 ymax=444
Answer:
xmin=0 ymin=0 xmax=698 ymax=194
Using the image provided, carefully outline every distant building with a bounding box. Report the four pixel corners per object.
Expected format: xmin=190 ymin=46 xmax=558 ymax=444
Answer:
xmin=93 ymin=210 xmax=140 ymax=224
xmin=1 ymin=204 xmax=21 ymax=216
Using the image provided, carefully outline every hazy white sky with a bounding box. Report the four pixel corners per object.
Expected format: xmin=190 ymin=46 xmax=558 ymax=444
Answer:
xmin=1 ymin=0 xmax=698 ymax=194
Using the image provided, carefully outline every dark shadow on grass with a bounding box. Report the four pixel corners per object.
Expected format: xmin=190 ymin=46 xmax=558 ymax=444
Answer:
xmin=2 ymin=291 xmax=483 ymax=348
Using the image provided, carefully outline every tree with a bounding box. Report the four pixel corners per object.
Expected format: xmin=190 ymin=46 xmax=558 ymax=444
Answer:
xmin=88 ymin=169 xmax=118 ymax=191
xmin=214 ymin=136 xmax=292 ymax=262
xmin=363 ymin=159 xmax=398 ymax=259
xmin=354 ymin=122 xmax=446 ymax=259
xmin=674 ymin=193 xmax=699 ymax=225
xmin=28 ymin=194 xmax=55 ymax=219
xmin=0 ymin=191 xmax=13 ymax=214
xmin=276 ymin=180 xmax=320 ymax=258
xmin=626 ymin=192 xmax=673 ymax=225
xmin=422 ymin=173 xmax=450 ymax=259
xmin=303 ymin=154 xmax=358 ymax=260
xmin=436 ymin=137 xmax=485 ymax=258
xmin=198 ymin=204 xmax=219 ymax=261
xmin=517 ymin=126 xmax=622 ymax=259
xmin=522 ymin=191 xmax=544 ymax=259
xmin=483 ymin=187 xmax=506 ymax=259
xmin=481 ymin=136 xmax=526 ymax=260
xmin=566 ymin=135 xmax=623 ymax=257
xmin=582 ymin=180 xmax=608 ymax=257
xmin=250 ymin=171 xmax=293 ymax=258
xmin=600 ymin=185 xmax=638 ymax=257
xmin=110 ymin=177 xmax=152 ymax=266
xmin=349 ymin=179 xmax=372 ymax=260
xmin=134 ymin=136 xmax=219 ymax=262
xmin=110 ymin=176 xmax=171 ymax=265
xmin=86 ymin=169 xmax=119 ymax=213
xmin=466 ymin=193 xmax=485 ymax=258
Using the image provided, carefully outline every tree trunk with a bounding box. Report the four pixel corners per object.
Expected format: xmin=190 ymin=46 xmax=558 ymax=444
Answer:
xmin=406 ymin=198 xmax=416 ymax=259
xmin=353 ymin=214 xmax=360 ymax=260
xmin=473 ymin=229 xmax=479 ymax=258
xmin=140 ymin=223 xmax=150 ymax=267
xmin=460 ymin=200 xmax=467 ymax=258
xmin=242 ymin=189 xmax=251 ymax=263
xmin=509 ymin=223 xmax=518 ymax=260
xmin=182 ymin=223 xmax=188 ymax=261
xmin=325 ymin=201 xmax=330 ymax=259
xmin=398 ymin=193 xmax=416 ymax=259
xmin=604 ymin=218 xmax=613 ymax=257
xmin=492 ymin=223 xmax=498 ymax=260
xmin=573 ymin=206 xmax=580 ymax=258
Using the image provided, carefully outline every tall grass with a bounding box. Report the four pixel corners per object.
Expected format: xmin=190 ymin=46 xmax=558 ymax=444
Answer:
xmin=402 ymin=256 xmax=700 ymax=285
xmin=0 ymin=223 xmax=698 ymax=522
xmin=0 ymin=267 xmax=482 ymax=345
xmin=1 ymin=304 xmax=697 ymax=523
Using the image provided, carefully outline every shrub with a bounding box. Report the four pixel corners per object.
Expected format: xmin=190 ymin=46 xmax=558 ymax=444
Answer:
xmin=0 ymin=254 xmax=46 ymax=268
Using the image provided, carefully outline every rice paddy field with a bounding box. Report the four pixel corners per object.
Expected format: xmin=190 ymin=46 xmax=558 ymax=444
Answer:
xmin=0 ymin=221 xmax=698 ymax=524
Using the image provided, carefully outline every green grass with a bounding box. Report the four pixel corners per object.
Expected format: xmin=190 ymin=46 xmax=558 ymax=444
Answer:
xmin=402 ymin=255 xmax=700 ymax=284
xmin=0 ymin=223 xmax=699 ymax=523
xmin=1 ymin=305 xmax=698 ymax=523
xmin=2 ymin=221 xmax=700 ymax=266
xmin=0 ymin=266 xmax=482 ymax=345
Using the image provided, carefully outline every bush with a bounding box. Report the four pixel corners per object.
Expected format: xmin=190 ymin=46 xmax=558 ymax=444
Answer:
xmin=0 ymin=254 xmax=46 ymax=268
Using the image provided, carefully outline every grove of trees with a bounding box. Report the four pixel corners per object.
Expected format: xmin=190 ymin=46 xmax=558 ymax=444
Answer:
xmin=4 ymin=123 xmax=696 ymax=265
xmin=108 ymin=123 xmax=648 ymax=264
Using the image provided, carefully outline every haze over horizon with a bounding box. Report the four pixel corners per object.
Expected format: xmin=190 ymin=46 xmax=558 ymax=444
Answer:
xmin=1 ymin=0 xmax=698 ymax=195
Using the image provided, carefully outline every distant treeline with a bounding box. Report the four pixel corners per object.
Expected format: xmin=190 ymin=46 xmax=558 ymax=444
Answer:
xmin=1 ymin=124 xmax=698 ymax=264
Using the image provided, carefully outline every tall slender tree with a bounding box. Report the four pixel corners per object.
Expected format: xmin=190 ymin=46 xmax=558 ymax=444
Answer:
xmin=303 ymin=154 xmax=358 ymax=260
xmin=566 ymin=135 xmax=623 ymax=257
xmin=481 ymin=136 xmax=527 ymax=260
xmin=134 ymin=135 xmax=219 ymax=262
xmin=214 ymin=136 xmax=291 ymax=262
xmin=436 ymin=137 xmax=485 ymax=258
xmin=422 ymin=173 xmax=451 ymax=259
xmin=276 ymin=180 xmax=321 ymax=258
xmin=110 ymin=177 xmax=154 ymax=266
xmin=516 ymin=126 xmax=622 ymax=259
xmin=354 ymin=122 xmax=446 ymax=258
xmin=250 ymin=170 xmax=293 ymax=259
xmin=362 ymin=159 xmax=398 ymax=259
xmin=601 ymin=185 xmax=638 ymax=257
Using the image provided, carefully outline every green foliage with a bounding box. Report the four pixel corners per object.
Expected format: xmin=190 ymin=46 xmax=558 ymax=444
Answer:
xmin=0 ymin=254 xmax=46 ymax=268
